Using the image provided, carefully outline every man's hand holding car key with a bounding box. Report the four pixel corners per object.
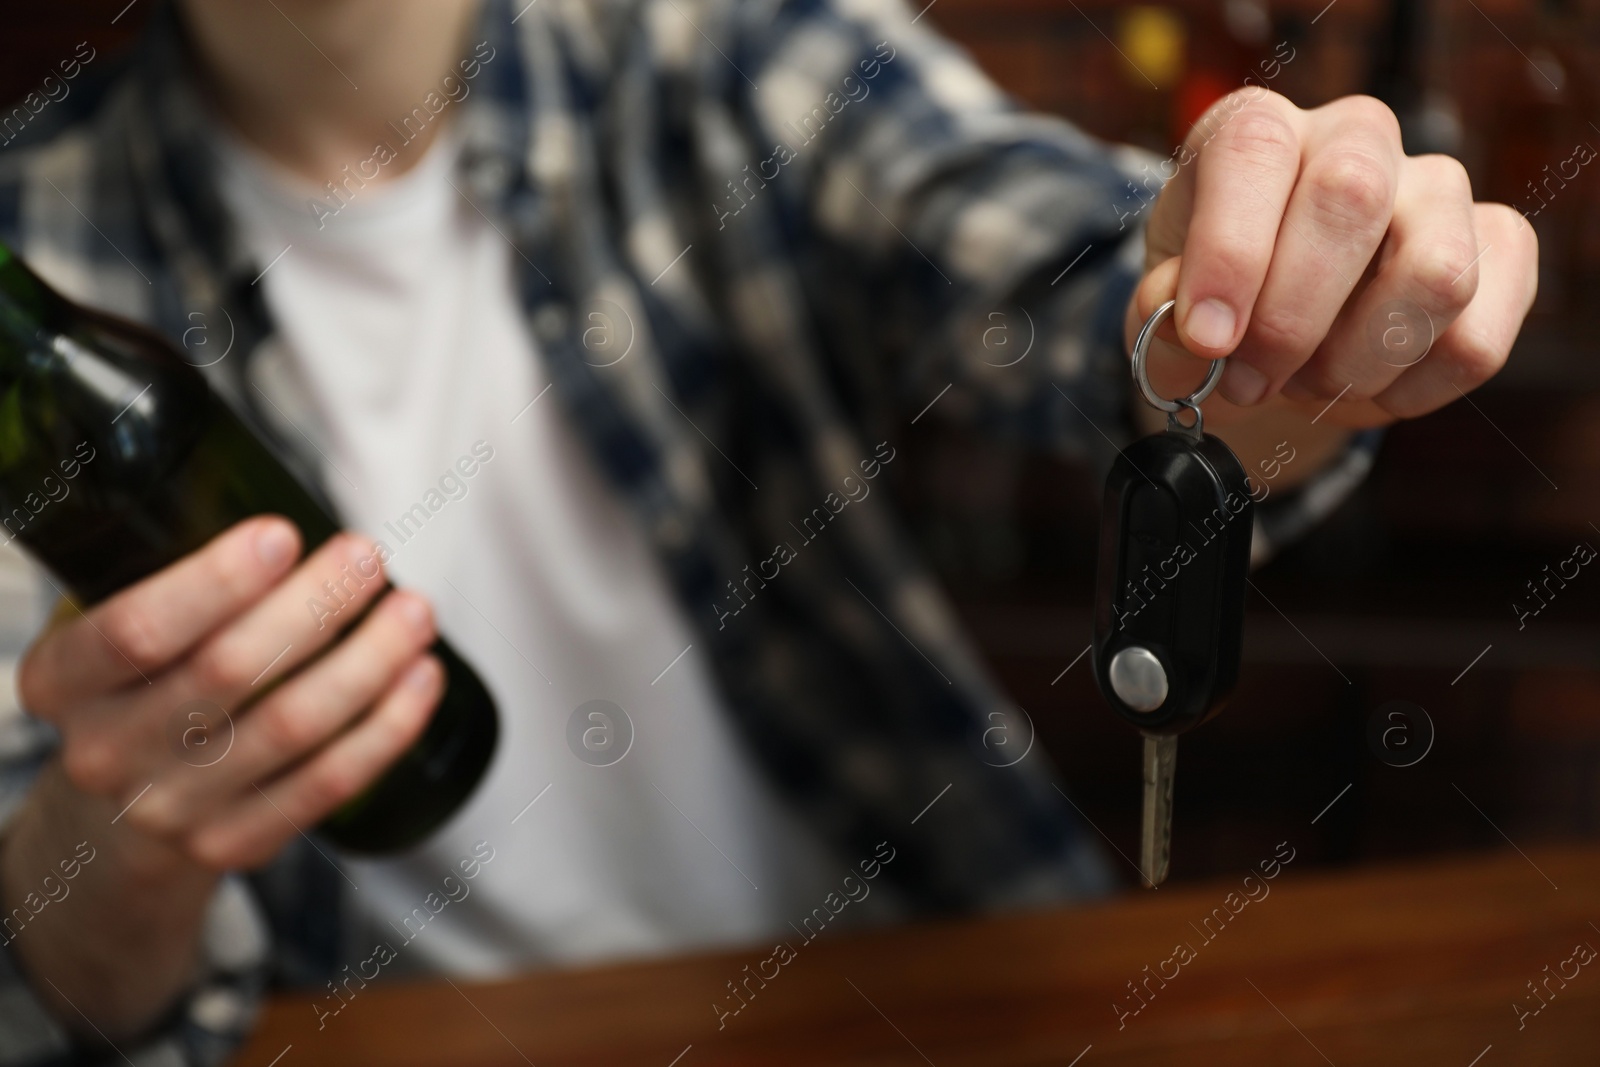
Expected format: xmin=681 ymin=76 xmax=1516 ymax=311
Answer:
xmin=1094 ymin=87 xmax=1540 ymax=886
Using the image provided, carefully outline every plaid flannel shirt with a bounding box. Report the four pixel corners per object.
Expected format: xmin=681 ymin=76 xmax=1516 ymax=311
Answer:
xmin=0 ymin=0 xmax=1378 ymax=1062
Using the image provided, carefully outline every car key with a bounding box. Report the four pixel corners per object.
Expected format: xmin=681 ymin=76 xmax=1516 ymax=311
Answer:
xmin=1091 ymin=300 xmax=1255 ymax=887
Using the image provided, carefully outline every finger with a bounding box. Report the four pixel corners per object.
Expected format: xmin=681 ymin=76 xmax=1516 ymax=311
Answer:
xmin=1226 ymin=95 xmax=1402 ymax=405
xmin=1372 ymin=203 xmax=1538 ymax=419
xmin=186 ymin=656 xmax=443 ymax=870
xmin=1171 ymin=90 xmax=1304 ymax=358
xmin=17 ymin=517 xmax=301 ymax=718
xmin=148 ymin=591 xmax=436 ymax=824
xmin=56 ymin=533 xmax=386 ymax=805
xmin=179 ymin=533 xmax=387 ymax=710
xmin=1127 ymin=256 xmax=1227 ymax=407
xmin=1286 ymin=154 xmax=1480 ymax=400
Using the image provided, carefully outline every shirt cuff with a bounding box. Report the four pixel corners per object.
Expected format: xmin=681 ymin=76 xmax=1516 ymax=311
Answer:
xmin=1249 ymin=428 xmax=1383 ymax=568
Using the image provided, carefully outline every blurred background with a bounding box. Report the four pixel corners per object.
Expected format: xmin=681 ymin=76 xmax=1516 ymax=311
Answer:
xmin=4 ymin=0 xmax=1598 ymax=887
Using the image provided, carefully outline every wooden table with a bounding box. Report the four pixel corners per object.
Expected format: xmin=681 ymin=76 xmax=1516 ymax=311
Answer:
xmin=231 ymin=846 xmax=1600 ymax=1066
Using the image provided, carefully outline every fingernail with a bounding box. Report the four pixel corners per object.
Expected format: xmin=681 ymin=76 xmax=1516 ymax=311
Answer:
xmin=1220 ymin=360 xmax=1268 ymax=406
xmin=1186 ymin=298 xmax=1237 ymax=351
xmin=406 ymin=657 xmax=442 ymax=692
xmin=391 ymin=593 xmax=433 ymax=631
xmin=255 ymin=522 xmax=297 ymax=569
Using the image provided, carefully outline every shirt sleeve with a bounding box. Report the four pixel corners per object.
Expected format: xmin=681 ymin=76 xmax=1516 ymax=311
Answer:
xmin=732 ymin=0 xmax=1376 ymax=547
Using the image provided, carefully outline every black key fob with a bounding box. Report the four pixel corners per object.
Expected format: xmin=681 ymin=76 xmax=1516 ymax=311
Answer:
xmin=1092 ymin=301 xmax=1254 ymax=736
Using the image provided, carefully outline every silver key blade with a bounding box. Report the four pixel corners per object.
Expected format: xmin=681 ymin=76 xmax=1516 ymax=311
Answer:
xmin=1140 ymin=732 xmax=1177 ymax=888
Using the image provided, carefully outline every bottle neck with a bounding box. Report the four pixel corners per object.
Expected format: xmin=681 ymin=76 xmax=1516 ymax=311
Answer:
xmin=0 ymin=244 xmax=72 ymax=378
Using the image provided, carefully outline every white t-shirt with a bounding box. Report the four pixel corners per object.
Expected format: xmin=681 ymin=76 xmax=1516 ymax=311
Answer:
xmin=213 ymin=125 xmax=869 ymax=975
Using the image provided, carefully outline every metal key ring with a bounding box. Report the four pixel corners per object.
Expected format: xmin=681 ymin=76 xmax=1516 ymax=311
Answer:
xmin=1131 ymin=299 xmax=1225 ymax=413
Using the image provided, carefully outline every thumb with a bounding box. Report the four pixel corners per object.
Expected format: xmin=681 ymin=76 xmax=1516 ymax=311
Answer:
xmin=1127 ymin=255 xmax=1236 ymax=412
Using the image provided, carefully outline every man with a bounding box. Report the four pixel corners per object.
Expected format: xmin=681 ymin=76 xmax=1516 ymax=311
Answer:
xmin=0 ymin=0 xmax=1535 ymax=1062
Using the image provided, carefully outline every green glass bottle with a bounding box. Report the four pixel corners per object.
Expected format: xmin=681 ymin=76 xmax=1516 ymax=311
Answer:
xmin=0 ymin=242 xmax=497 ymax=853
